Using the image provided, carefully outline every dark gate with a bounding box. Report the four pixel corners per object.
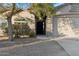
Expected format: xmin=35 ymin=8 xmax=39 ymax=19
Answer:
xmin=36 ymin=21 xmax=46 ymax=35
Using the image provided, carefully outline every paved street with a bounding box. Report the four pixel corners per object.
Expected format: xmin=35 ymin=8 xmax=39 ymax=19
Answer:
xmin=56 ymin=37 xmax=79 ymax=56
xmin=0 ymin=40 xmax=69 ymax=56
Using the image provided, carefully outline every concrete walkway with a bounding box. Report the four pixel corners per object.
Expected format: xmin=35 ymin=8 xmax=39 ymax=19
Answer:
xmin=36 ymin=35 xmax=49 ymax=39
xmin=56 ymin=37 xmax=79 ymax=56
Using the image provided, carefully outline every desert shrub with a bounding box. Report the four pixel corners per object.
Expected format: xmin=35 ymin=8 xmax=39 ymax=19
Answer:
xmin=13 ymin=23 xmax=31 ymax=38
xmin=29 ymin=30 xmax=35 ymax=37
xmin=0 ymin=22 xmax=8 ymax=35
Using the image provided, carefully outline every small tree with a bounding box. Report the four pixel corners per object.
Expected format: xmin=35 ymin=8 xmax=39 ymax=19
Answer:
xmin=28 ymin=3 xmax=55 ymax=34
xmin=0 ymin=3 xmax=23 ymax=41
xmin=29 ymin=4 xmax=54 ymax=21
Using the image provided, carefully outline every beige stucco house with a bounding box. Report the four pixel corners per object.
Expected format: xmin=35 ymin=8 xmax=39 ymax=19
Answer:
xmin=1 ymin=3 xmax=79 ymax=37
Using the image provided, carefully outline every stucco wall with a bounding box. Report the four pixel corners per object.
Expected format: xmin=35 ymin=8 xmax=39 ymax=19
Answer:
xmin=70 ymin=4 xmax=79 ymax=12
xmin=56 ymin=4 xmax=79 ymax=36
xmin=58 ymin=17 xmax=79 ymax=36
xmin=46 ymin=18 xmax=52 ymax=36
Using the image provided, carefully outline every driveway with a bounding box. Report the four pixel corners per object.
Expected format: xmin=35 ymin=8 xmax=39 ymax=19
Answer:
xmin=0 ymin=40 xmax=69 ymax=56
xmin=56 ymin=37 xmax=79 ymax=56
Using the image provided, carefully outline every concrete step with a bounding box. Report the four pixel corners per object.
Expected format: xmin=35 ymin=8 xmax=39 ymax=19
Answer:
xmin=36 ymin=35 xmax=49 ymax=40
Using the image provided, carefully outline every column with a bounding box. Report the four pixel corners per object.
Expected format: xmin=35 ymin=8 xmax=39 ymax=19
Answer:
xmin=52 ymin=16 xmax=58 ymax=36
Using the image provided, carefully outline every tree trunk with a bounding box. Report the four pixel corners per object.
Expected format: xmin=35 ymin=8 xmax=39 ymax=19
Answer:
xmin=52 ymin=16 xmax=58 ymax=36
xmin=43 ymin=15 xmax=47 ymax=35
xmin=43 ymin=19 xmax=46 ymax=35
xmin=7 ymin=3 xmax=15 ymax=41
xmin=35 ymin=15 xmax=39 ymax=35
xmin=7 ymin=17 xmax=13 ymax=41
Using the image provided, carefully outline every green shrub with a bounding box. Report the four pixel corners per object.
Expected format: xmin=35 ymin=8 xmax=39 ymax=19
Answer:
xmin=29 ymin=31 xmax=35 ymax=37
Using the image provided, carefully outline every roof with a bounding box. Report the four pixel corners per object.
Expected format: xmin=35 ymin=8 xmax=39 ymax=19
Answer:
xmin=55 ymin=3 xmax=79 ymax=12
xmin=55 ymin=3 xmax=70 ymax=11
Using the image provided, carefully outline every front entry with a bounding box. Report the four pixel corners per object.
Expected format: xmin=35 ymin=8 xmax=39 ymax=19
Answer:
xmin=36 ymin=21 xmax=46 ymax=35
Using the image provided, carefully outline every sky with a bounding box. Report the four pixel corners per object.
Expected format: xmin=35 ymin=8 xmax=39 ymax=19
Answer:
xmin=54 ymin=3 xmax=63 ymax=7
xmin=16 ymin=3 xmax=31 ymax=9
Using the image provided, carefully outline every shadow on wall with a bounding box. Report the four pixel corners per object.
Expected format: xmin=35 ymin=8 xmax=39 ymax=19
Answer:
xmin=58 ymin=17 xmax=75 ymax=36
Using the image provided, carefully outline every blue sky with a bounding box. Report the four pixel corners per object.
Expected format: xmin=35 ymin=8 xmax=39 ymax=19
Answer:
xmin=16 ymin=3 xmax=31 ymax=9
xmin=54 ymin=3 xmax=63 ymax=7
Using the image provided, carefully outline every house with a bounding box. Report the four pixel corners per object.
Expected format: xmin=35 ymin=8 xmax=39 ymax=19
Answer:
xmin=1 ymin=3 xmax=79 ymax=37
xmin=0 ymin=9 xmax=35 ymax=36
xmin=13 ymin=9 xmax=53 ymax=37
xmin=26 ymin=3 xmax=79 ymax=37
xmin=55 ymin=3 xmax=79 ymax=36
xmin=0 ymin=8 xmax=53 ymax=37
